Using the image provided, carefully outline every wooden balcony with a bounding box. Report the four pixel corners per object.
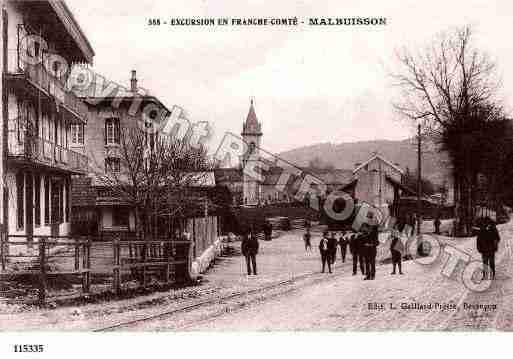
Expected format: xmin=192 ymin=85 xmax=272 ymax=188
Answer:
xmin=8 ymin=129 xmax=88 ymax=174
xmin=5 ymin=50 xmax=89 ymax=123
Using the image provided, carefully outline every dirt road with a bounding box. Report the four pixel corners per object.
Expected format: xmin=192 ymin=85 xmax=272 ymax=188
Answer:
xmin=130 ymin=222 xmax=513 ymax=331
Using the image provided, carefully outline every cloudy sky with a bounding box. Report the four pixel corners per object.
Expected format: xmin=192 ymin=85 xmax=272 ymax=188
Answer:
xmin=67 ymin=0 xmax=513 ymax=154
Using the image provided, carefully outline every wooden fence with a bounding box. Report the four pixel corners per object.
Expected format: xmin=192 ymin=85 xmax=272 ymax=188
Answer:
xmin=0 ymin=234 xmax=192 ymax=305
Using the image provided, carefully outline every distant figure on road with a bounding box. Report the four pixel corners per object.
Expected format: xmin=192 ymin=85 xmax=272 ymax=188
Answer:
xmin=362 ymin=225 xmax=379 ymax=280
xmin=263 ymin=220 xmax=273 ymax=241
xmin=329 ymin=232 xmax=338 ymax=265
xmin=390 ymin=219 xmax=405 ymax=275
xmin=434 ymin=215 xmax=441 ymax=235
xmin=241 ymin=227 xmax=259 ymax=275
xmin=476 ymin=217 xmax=501 ymax=280
xmin=319 ymin=231 xmax=332 ymax=273
xmin=349 ymin=231 xmax=365 ymax=276
xmin=338 ymin=232 xmax=348 ymax=263
xmin=305 ymin=219 xmax=311 ymax=230
xmin=303 ymin=227 xmax=312 ymax=252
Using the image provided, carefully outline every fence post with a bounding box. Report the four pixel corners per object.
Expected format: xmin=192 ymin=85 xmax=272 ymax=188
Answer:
xmin=74 ymin=236 xmax=79 ymax=272
xmin=113 ymin=237 xmax=120 ymax=294
xmin=142 ymin=242 xmax=147 ymax=288
xmin=38 ymin=237 xmax=47 ymax=306
xmin=1 ymin=232 xmax=5 ymax=271
xmin=82 ymin=237 xmax=91 ymax=294
xmin=165 ymin=240 xmax=170 ymax=283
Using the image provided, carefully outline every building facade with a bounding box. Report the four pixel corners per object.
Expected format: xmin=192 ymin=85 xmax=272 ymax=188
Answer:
xmin=353 ymin=153 xmax=405 ymax=218
xmin=70 ymin=70 xmax=170 ymax=235
xmin=1 ymin=0 xmax=94 ymax=242
xmin=241 ymin=99 xmax=262 ymax=206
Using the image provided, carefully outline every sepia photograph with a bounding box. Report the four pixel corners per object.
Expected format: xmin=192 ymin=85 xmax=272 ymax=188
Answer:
xmin=1 ymin=1 xmax=513 ymax=351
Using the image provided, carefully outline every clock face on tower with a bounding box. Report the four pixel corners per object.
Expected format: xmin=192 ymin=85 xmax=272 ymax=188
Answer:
xmin=249 ymin=142 xmax=256 ymax=155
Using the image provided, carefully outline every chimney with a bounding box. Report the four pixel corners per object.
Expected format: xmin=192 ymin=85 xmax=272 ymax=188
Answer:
xmin=130 ymin=70 xmax=137 ymax=92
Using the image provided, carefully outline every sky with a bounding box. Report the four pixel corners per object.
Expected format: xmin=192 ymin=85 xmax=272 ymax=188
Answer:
xmin=67 ymin=0 xmax=513 ymax=154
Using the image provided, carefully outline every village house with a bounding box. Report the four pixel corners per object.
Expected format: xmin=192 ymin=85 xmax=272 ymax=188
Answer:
xmin=69 ymin=70 xmax=224 ymax=257
xmin=1 ymin=0 xmax=94 ymax=247
xmin=70 ymin=70 xmax=170 ymax=235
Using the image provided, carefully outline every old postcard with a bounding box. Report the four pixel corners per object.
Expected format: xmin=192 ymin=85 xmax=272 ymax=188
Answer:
xmin=0 ymin=0 xmax=513 ymax=352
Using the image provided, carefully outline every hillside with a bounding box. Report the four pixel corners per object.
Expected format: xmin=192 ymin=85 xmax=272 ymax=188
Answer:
xmin=278 ymin=139 xmax=451 ymax=186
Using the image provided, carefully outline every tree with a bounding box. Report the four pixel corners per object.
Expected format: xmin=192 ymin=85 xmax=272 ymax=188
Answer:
xmin=402 ymin=167 xmax=436 ymax=196
xmin=392 ymin=25 xmax=506 ymax=235
xmin=92 ymin=125 xmax=212 ymax=240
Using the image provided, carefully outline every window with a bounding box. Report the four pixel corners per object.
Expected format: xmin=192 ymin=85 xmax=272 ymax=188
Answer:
xmin=105 ymin=157 xmax=120 ymax=172
xmin=71 ymin=124 xmax=84 ymax=145
xmin=113 ymin=207 xmax=130 ymax=227
xmin=105 ymin=118 xmax=120 ymax=145
xmin=16 ymin=172 xmax=24 ymax=230
xmin=34 ymin=175 xmax=41 ymax=227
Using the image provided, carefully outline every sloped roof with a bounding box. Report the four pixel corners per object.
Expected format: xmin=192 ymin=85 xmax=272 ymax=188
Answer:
xmin=214 ymin=168 xmax=242 ymax=183
xmin=52 ymin=1 xmax=95 ymax=62
xmin=242 ymin=100 xmax=262 ymax=135
xmin=353 ymin=154 xmax=404 ymax=175
xmin=303 ymin=168 xmax=354 ymax=185
xmin=246 ymin=100 xmax=258 ymax=126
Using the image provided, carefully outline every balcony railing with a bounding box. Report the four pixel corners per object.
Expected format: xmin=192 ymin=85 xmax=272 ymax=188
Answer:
xmin=8 ymin=126 xmax=88 ymax=173
xmin=6 ymin=49 xmax=89 ymax=122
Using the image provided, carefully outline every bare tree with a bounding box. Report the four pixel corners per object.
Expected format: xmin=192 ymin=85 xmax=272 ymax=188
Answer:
xmin=392 ymin=25 xmax=506 ymax=235
xmin=92 ymin=125 xmax=212 ymax=241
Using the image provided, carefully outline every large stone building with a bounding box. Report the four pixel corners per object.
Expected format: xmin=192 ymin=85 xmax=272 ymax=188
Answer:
xmin=1 ymin=0 xmax=94 ymax=243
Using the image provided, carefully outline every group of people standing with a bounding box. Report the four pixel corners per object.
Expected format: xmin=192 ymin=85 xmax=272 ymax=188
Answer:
xmin=240 ymin=215 xmax=503 ymax=281
xmin=312 ymin=224 xmax=381 ymax=280
xmin=306 ymin=218 xmax=411 ymax=280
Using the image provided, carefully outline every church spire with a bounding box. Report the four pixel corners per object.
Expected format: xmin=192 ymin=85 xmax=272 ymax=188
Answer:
xmin=242 ymin=98 xmax=262 ymax=136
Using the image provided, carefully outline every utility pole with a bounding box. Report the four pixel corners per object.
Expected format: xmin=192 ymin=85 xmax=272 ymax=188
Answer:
xmin=417 ymin=124 xmax=422 ymax=236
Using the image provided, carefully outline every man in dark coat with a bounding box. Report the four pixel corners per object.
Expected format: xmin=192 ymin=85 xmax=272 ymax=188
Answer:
xmin=362 ymin=225 xmax=379 ymax=280
xmin=339 ymin=232 xmax=349 ymax=263
xmin=391 ymin=220 xmax=405 ymax=275
xmin=319 ymin=231 xmax=332 ymax=273
xmin=329 ymin=232 xmax=338 ymax=265
xmin=349 ymin=231 xmax=365 ymax=276
xmin=241 ymin=228 xmax=259 ymax=275
xmin=434 ymin=215 xmax=441 ymax=235
xmin=476 ymin=217 xmax=501 ymax=280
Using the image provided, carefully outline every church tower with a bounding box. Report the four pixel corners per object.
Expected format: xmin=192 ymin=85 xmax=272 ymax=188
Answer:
xmin=241 ymin=99 xmax=263 ymax=206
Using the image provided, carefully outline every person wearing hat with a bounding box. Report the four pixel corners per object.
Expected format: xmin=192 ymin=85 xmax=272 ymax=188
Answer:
xmin=338 ymin=231 xmax=349 ymax=263
xmin=241 ymin=226 xmax=260 ymax=275
xmin=476 ymin=217 xmax=501 ymax=280
xmin=349 ymin=231 xmax=365 ymax=276
xmin=319 ymin=230 xmax=332 ymax=273
xmin=362 ymin=224 xmax=380 ymax=280
xmin=329 ymin=232 xmax=338 ymax=265
xmin=390 ymin=219 xmax=405 ymax=275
